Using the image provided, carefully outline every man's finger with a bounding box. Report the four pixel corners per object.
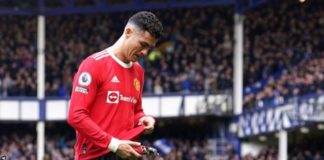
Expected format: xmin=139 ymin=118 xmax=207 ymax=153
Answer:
xmin=125 ymin=140 xmax=141 ymax=146
xmin=130 ymin=147 xmax=142 ymax=157
xmin=144 ymin=125 xmax=153 ymax=129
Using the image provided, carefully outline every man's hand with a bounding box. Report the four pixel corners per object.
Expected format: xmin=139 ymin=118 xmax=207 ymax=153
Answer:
xmin=115 ymin=140 xmax=142 ymax=159
xmin=138 ymin=116 xmax=155 ymax=134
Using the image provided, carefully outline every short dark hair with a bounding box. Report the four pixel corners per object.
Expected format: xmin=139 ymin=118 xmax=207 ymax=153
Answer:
xmin=128 ymin=11 xmax=164 ymax=40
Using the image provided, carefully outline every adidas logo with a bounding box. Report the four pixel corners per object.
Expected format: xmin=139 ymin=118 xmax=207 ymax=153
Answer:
xmin=111 ymin=75 xmax=120 ymax=83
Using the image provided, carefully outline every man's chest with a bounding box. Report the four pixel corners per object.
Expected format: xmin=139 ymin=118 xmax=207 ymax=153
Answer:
xmin=98 ymin=68 xmax=142 ymax=105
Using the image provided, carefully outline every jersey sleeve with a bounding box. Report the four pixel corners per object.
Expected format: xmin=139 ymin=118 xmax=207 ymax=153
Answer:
xmin=134 ymin=66 xmax=146 ymax=124
xmin=67 ymin=58 xmax=112 ymax=149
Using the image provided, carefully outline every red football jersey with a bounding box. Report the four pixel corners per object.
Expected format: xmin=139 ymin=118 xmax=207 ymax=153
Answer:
xmin=68 ymin=48 xmax=146 ymax=159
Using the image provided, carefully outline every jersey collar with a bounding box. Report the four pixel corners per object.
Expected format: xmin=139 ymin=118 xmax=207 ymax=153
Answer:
xmin=107 ymin=48 xmax=133 ymax=68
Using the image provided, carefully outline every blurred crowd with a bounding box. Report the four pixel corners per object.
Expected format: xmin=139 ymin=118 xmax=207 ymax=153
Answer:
xmin=0 ymin=134 xmax=36 ymax=160
xmin=43 ymin=137 xmax=74 ymax=160
xmin=0 ymin=16 xmax=37 ymax=97
xmin=0 ymin=123 xmax=37 ymax=160
xmin=0 ymin=134 xmax=216 ymax=160
xmin=2 ymin=122 xmax=324 ymax=160
xmin=43 ymin=6 xmax=234 ymax=96
xmin=43 ymin=138 xmax=212 ymax=160
xmin=0 ymin=0 xmax=323 ymax=112
xmin=242 ymin=0 xmax=324 ymax=111
xmin=0 ymin=122 xmax=224 ymax=160
xmin=243 ymin=147 xmax=278 ymax=160
xmin=2 ymin=133 xmax=324 ymax=160
xmin=243 ymin=147 xmax=324 ymax=160
xmin=142 ymin=139 xmax=214 ymax=160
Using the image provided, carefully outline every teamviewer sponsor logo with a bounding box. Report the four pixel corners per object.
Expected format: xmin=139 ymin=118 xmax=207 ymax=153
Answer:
xmin=120 ymin=94 xmax=137 ymax=104
xmin=107 ymin=91 xmax=119 ymax=103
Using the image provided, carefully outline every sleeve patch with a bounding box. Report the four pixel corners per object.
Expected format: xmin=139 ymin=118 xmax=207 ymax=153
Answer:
xmin=78 ymin=72 xmax=92 ymax=86
xmin=75 ymin=86 xmax=89 ymax=94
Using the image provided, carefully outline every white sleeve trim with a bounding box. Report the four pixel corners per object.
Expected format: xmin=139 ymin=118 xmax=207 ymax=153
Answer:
xmin=108 ymin=137 xmax=121 ymax=153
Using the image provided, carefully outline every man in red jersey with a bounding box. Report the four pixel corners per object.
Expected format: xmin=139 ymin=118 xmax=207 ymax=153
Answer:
xmin=67 ymin=11 xmax=163 ymax=160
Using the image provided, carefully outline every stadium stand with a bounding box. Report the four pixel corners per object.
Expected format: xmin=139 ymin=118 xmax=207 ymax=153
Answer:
xmin=0 ymin=123 xmax=37 ymax=160
xmin=1 ymin=121 xmax=231 ymax=160
xmin=240 ymin=123 xmax=324 ymax=160
xmin=43 ymin=7 xmax=234 ymax=97
xmin=0 ymin=0 xmax=323 ymax=159
xmin=2 ymin=126 xmax=324 ymax=160
xmin=242 ymin=0 xmax=324 ymax=111
xmin=1 ymin=6 xmax=233 ymax=97
xmin=1 ymin=0 xmax=322 ymax=113
xmin=0 ymin=16 xmax=37 ymax=97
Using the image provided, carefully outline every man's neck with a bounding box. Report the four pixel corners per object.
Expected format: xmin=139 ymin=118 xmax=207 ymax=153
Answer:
xmin=109 ymin=38 xmax=130 ymax=64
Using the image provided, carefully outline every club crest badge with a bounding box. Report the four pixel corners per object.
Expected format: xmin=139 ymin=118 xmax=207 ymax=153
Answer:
xmin=78 ymin=72 xmax=92 ymax=86
xmin=134 ymin=78 xmax=140 ymax=92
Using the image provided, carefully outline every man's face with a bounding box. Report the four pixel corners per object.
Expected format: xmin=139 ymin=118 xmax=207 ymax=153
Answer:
xmin=125 ymin=29 xmax=157 ymax=62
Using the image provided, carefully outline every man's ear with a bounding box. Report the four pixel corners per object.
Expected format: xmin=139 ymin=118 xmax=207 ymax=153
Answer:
xmin=124 ymin=27 xmax=133 ymax=39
